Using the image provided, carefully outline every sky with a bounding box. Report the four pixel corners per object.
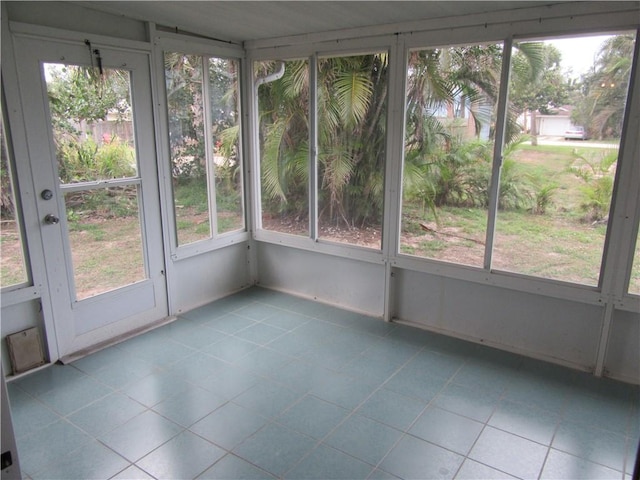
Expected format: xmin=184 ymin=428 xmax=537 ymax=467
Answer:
xmin=546 ymin=34 xmax=614 ymax=78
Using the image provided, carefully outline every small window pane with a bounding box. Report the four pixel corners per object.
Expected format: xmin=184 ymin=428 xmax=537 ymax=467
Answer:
xmin=493 ymin=33 xmax=636 ymax=286
xmin=317 ymin=53 xmax=388 ymax=249
xmin=401 ymin=44 xmax=503 ymax=265
xmin=165 ymin=53 xmax=210 ymax=245
xmin=1 ymin=118 xmax=29 ymax=288
xmin=256 ymin=59 xmax=309 ymax=237
xmin=630 ymin=230 xmax=640 ymax=295
xmin=209 ymin=57 xmax=244 ymax=234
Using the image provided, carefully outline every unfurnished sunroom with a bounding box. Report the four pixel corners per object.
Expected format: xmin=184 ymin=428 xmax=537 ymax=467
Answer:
xmin=1 ymin=1 xmax=639 ymax=479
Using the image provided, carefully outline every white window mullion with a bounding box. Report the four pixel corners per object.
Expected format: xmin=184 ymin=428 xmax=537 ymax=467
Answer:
xmin=202 ymin=58 xmax=218 ymax=237
xmin=483 ymin=36 xmax=513 ymax=271
xmin=309 ymin=53 xmax=319 ymax=242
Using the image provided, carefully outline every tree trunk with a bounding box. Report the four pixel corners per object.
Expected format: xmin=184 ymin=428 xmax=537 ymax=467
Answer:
xmin=530 ymin=109 xmax=538 ymax=146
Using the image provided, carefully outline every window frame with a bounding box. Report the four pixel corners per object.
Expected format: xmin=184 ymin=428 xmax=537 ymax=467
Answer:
xmin=396 ymin=30 xmax=640 ymax=299
xmin=0 ymin=92 xmax=32 ymax=293
xmin=250 ymin=40 xmax=395 ymax=262
xmin=155 ymin=35 xmax=249 ymax=260
xmin=246 ymin=21 xmax=640 ymax=309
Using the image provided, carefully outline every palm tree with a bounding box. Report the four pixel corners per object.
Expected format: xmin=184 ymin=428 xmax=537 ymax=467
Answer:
xmin=257 ymin=54 xmax=388 ymax=228
xmin=586 ymin=34 xmax=635 ymax=138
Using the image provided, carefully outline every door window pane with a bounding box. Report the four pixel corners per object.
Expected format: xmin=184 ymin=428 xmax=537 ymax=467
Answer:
xmin=0 ymin=117 xmax=29 ymax=288
xmin=317 ymin=53 xmax=387 ymax=249
xmin=64 ymin=186 xmax=145 ymax=300
xmin=493 ymin=33 xmax=636 ymax=286
xmin=256 ymin=59 xmax=310 ymax=237
xmin=45 ymin=64 xmax=137 ymax=183
xmin=45 ymin=63 xmax=147 ymax=300
xmin=401 ymin=44 xmax=503 ymax=265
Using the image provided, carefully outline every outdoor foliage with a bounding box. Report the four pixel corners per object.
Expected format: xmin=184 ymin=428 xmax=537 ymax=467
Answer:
xmin=570 ymin=149 xmax=617 ymax=222
xmin=57 ymin=136 xmax=136 ymax=184
xmin=570 ymin=34 xmax=635 ymax=139
xmin=257 ymin=54 xmax=388 ymax=228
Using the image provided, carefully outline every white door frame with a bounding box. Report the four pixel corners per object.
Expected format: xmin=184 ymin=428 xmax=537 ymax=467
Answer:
xmin=12 ymin=35 xmax=169 ymax=358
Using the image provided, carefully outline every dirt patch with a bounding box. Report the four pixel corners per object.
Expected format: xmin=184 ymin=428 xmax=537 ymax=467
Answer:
xmin=262 ymin=216 xmax=382 ymax=248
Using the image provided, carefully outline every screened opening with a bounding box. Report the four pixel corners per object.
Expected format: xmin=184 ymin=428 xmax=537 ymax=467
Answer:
xmin=401 ymin=43 xmax=503 ymax=265
xmin=256 ymin=59 xmax=310 ymax=238
xmin=493 ymin=32 xmax=636 ymax=286
xmin=316 ymin=52 xmax=388 ymax=249
xmin=165 ymin=52 xmax=245 ymax=247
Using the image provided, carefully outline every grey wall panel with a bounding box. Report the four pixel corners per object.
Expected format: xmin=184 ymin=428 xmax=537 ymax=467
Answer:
xmin=171 ymin=243 xmax=251 ymax=315
xmin=0 ymin=301 xmax=43 ymax=376
xmin=393 ymin=269 xmax=603 ymax=370
xmin=605 ymin=309 xmax=640 ymax=383
xmin=256 ymin=243 xmax=385 ymax=316
xmin=6 ymin=1 xmax=148 ymax=42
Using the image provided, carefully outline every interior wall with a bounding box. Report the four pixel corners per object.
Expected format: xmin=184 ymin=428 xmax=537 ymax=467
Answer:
xmin=605 ymin=310 xmax=640 ymax=384
xmin=5 ymin=1 xmax=148 ymax=42
xmin=391 ymin=268 xmax=604 ymax=371
xmin=169 ymin=242 xmax=252 ymax=315
xmin=256 ymin=243 xmax=385 ymax=317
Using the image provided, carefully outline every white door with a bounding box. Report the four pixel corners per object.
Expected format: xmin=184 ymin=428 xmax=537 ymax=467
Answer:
xmin=13 ymin=36 xmax=168 ymax=358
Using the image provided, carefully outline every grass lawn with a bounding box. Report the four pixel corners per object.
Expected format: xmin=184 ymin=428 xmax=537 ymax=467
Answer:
xmin=401 ymin=143 xmax=640 ymax=290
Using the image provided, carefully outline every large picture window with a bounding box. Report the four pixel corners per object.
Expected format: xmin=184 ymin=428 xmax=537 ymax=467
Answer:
xmin=165 ymin=52 xmax=244 ymax=247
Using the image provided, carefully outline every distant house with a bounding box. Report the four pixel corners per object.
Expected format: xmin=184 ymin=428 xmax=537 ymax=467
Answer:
xmin=519 ymin=105 xmax=581 ymax=136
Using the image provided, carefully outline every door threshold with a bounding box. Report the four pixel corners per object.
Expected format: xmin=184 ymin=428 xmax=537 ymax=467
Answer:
xmin=59 ymin=315 xmax=178 ymax=365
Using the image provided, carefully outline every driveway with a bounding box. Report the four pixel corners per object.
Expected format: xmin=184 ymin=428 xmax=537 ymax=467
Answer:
xmin=527 ymin=136 xmax=619 ymax=149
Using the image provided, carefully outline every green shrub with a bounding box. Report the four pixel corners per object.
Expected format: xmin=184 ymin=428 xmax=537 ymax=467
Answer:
xmin=57 ymin=136 xmax=136 ymax=183
xmin=569 ymin=150 xmax=617 ymax=222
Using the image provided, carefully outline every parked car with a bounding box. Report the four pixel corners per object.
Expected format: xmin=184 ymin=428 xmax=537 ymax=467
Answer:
xmin=564 ymin=126 xmax=588 ymax=140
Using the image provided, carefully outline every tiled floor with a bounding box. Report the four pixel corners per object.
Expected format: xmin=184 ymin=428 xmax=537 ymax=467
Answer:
xmin=7 ymin=287 xmax=640 ymax=479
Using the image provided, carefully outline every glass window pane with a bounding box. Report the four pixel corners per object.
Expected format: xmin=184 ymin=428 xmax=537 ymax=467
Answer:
xmin=64 ymin=186 xmax=145 ymax=300
xmin=209 ymin=57 xmax=244 ymax=234
xmin=317 ymin=53 xmax=387 ymax=249
xmin=45 ymin=64 xmax=138 ymax=183
xmin=1 ymin=117 xmax=29 ymax=288
xmin=493 ymin=33 xmax=636 ymax=286
xmin=165 ymin=53 xmax=210 ymax=245
xmin=256 ymin=59 xmax=310 ymax=237
xmin=629 ymin=230 xmax=640 ymax=295
xmin=401 ymin=44 xmax=503 ymax=265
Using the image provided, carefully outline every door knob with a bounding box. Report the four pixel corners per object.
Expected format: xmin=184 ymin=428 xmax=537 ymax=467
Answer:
xmin=44 ymin=214 xmax=59 ymax=225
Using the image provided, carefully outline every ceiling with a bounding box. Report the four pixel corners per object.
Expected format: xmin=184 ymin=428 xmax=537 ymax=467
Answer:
xmin=78 ymin=1 xmax=561 ymax=45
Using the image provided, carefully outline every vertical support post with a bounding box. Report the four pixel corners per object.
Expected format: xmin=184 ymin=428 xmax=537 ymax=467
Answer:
xmin=484 ymin=36 xmax=513 ymax=270
xmin=246 ymin=56 xmax=261 ymax=283
xmin=593 ymin=29 xmax=640 ymax=377
xmin=309 ymin=54 xmax=319 ymax=242
xmin=201 ymin=58 xmax=218 ymax=237
xmin=382 ymin=34 xmax=406 ymax=322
